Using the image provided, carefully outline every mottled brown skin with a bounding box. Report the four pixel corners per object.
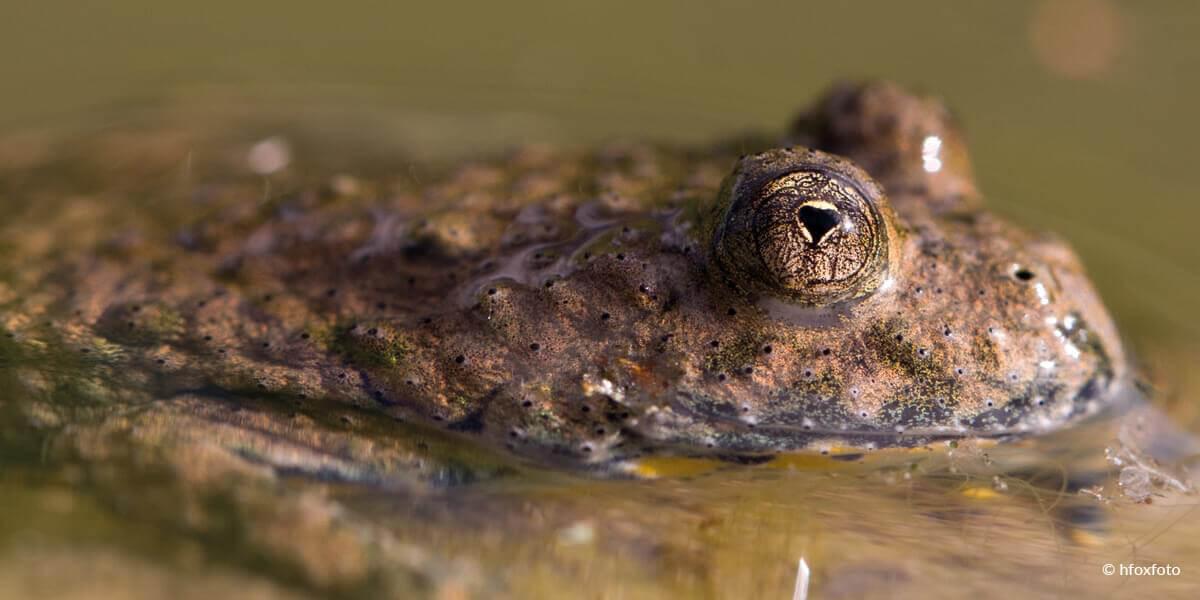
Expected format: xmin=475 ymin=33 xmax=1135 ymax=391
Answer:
xmin=1 ymin=81 xmax=1126 ymax=467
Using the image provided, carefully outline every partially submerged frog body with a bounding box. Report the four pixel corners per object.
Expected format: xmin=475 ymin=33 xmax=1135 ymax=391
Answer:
xmin=2 ymin=81 xmax=1126 ymax=467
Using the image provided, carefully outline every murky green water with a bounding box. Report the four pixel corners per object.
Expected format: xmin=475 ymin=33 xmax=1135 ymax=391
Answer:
xmin=2 ymin=1 xmax=1200 ymax=598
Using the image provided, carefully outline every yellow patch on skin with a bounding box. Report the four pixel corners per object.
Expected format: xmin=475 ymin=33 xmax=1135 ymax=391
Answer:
xmin=768 ymin=444 xmax=937 ymax=470
xmin=960 ymin=486 xmax=1000 ymax=500
xmin=1067 ymin=528 xmax=1106 ymax=547
xmin=624 ymin=456 xmax=725 ymax=479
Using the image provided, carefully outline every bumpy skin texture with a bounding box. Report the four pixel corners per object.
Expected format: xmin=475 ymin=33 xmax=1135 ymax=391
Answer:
xmin=1 ymin=82 xmax=1125 ymax=466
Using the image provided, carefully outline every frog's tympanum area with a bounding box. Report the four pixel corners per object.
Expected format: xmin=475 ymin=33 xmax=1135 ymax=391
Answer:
xmin=1 ymin=82 xmax=1126 ymax=468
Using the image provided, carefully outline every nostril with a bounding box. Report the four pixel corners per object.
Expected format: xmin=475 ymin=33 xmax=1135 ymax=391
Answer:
xmin=798 ymin=204 xmax=841 ymax=245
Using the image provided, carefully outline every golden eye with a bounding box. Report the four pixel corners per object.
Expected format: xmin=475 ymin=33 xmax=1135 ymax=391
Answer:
xmin=710 ymin=148 xmax=898 ymax=306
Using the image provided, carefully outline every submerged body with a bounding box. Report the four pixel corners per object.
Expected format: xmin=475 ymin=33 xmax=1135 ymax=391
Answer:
xmin=1 ymin=82 xmax=1124 ymax=466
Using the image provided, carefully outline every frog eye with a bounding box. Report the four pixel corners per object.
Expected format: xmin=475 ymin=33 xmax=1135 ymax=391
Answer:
xmin=710 ymin=148 xmax=897 ymax=306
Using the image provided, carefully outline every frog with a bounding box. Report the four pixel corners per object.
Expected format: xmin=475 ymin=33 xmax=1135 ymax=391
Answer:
xmin=0 ymin=81 xmax=1127 ymax=469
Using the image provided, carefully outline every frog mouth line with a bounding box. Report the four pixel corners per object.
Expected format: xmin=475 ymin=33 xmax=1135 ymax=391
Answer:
xmin=656 ymin=375 xmax=1136 ymax=451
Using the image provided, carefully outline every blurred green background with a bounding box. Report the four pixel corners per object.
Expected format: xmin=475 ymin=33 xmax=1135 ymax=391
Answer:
xmin=2 ymin=0 xmax=1197 ymax=344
